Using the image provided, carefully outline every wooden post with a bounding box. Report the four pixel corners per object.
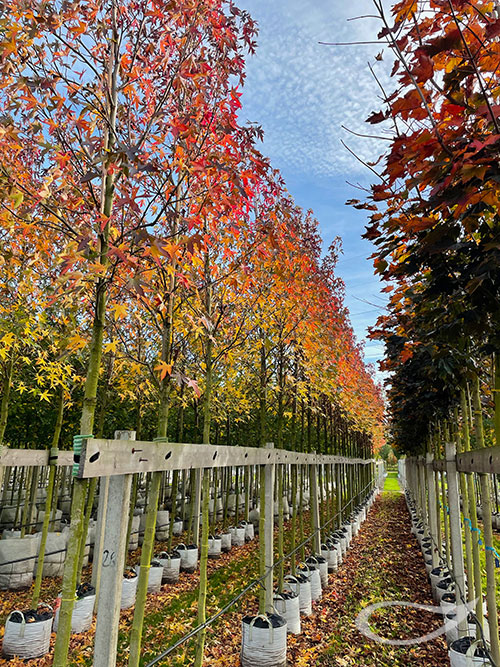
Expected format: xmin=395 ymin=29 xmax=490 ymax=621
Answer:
xmin=310 ymin=463 xmax=321 ymax=554
xmin=93 ymin=431 xmax=135 ymax=667
xmin=264 ymin=442 xmax=275 ymax=613
xmin=426 ymin=453 xmax=440 ymax=568
xmin=418 ymin=459 xmax=428 ymax=531
xmin=92 ymin=476 xmax=110 ymax=595
xmin=444 ymin=441 xmax=467 ymax=636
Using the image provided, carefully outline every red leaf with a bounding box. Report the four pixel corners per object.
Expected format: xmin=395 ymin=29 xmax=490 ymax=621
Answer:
xmin=366 ymin=110 xmax=388 ymax=124
xmin=485 ymin=19 xmax=500 ymax=41
xmin=413 ymin=48 xmax=434 ymax=83
xmin=422 ymin=28 xmax=461 ymax=57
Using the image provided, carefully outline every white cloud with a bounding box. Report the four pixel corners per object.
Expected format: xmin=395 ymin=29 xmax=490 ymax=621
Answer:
xmin=240 ymin=0 xmax=393 ymax=177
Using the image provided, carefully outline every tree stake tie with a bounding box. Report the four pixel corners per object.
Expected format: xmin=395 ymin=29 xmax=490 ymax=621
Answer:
xmin=485 ymin=546 xmax=500 ymax=568
xmin=463 ymin=518 xmax=472 ymax=530
xmin=72 ymin=434 xmax=93 ymax=477
xmin=471 ymin=526 xmax=482 ymax=546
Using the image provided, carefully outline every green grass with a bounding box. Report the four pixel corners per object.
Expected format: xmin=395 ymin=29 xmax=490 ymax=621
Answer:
xmin=384 ymin=472 xmax=401 ymax=493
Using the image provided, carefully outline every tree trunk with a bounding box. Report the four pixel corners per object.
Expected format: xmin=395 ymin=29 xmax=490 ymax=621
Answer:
xmin=0 ymin=351 xmax=15 ymax=446
xmin=52 ymin=4 xmax=119 ymax=656
xmin=472 ymin=373 xmax=500 ymax=664
xmin=32 ymin=388 xmax=64 ymax=607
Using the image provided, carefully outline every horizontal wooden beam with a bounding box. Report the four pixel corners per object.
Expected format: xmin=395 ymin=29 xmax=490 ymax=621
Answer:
xmin=432 ymin=459 xmax=446 ymax=473
xmin=456 ymin=446 xmax=500 ymax=475
xmin=408 ymin=449 xmax=500 ymax=475
xmin=75 ymin=438 xmax=374 ymax=478
xmin=0 ymin=449 xmax=73 ymax=468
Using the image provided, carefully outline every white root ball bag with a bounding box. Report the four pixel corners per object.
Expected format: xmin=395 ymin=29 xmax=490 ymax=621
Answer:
xmin=54 ymin=583 xmax=95 ymax=634
xmin=208 ymin=536 xmax=222 ymax=558
xmin=448 ymin=637 xmax=492 ymax=667
xmin=2 ymin=607 xmax=53 ymax=659
xmin=283 ymin=573 xmax=311 ymax=616
xmin=128 ymin=514 xmax=140 ymax=551
xmin=156 ymin=551 xmax=181 ymax=583
xmin=229 ymin=526 xmax=245 ymax=547
xmin=176 ymin=544 xmax=198 ymax=572
xmin=121 ymin=571 xmax=138 ymax=610
xmin=241 ymin=614 xmax=287 ymax=667
xmin=172 ymin=520 xmax=183 ymax=536
xmin=221 ymin=532 xmax=232 ymax=553
xmin=135 ymin=561 xmax=163 ymax=593
xmin=274 ymin=591 xmax=300 ymax=635
xmin=36 ymin=532 xmax=68 ymax=578
xmin=155 ymin=510 xmax=170 ymax=541
xmin=0 ymin=535 xmax=38 ymax=590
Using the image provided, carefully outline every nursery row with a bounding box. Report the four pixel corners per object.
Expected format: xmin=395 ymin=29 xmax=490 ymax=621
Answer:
xmin=403 ymin=452 xmax=500 ymax=667
xmin=0 ymin=442 xmax=382 ymax=664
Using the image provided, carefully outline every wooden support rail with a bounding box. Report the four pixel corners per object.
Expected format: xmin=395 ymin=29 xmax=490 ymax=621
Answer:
xmin=408 ymin=447 xmax=500 ymax=475
xmin=455 ymin=445 xmax=500 ymax=475
xmin=74 ymin=438 xmax=374 ymax=478
xmin=0 ymin=449 xmax=73 ymax=468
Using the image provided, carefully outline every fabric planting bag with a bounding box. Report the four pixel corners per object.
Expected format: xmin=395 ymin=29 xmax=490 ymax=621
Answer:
xmin=0 ymin=534 xmax=38 ymax=590
xmin=155 ymin=510 xmax=170 ymax=541
xmin=175 ymin=543 xmax=198 ymax=573
xmin=2 ymin=606 xmax=53 ymax=659
xmin=221 ymin=531 xmax=232 ymax=553
xmin=135 ymin=560 xmax=163 ymax=593
xmin=156 ymin=551 xmax=181 ymax=583
xmin=35 ymin=531 xmax=67 ymax=578
xmin=121 ymin=569 xmax=138 ymax=610
xmin=208 ymin=535 xmax=222 ymax=558
xmin=273 ymin=590 xmax=300 ymax=635
xmin=241 ymin=614 xmax=287 ymax=667
xmin=54 ymin=582 xmax=95 ymax=633
xmin=283 ymin=573 xmax=311 ymax=616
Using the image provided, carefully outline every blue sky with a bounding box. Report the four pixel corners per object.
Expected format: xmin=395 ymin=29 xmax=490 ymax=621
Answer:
xmin=239 ymin=0 xmax=392 ymax=379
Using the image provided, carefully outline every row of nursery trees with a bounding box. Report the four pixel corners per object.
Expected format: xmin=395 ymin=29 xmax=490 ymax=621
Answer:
xmin=354 ymin=0 xmax=500 ymax=663
xmin=0 ymin=0 xmax=384 ymax=664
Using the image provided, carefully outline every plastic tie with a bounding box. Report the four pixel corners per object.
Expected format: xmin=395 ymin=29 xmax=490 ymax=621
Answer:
xmin=471 ymin=527 xmax=483 ymax=545
xmin=485 ymin=546 xmax=500 ymax=568
xmin=464 ymin=518 xmax=472 ymax=529
xmin=72 ymin=434 xmax=93 ymax=477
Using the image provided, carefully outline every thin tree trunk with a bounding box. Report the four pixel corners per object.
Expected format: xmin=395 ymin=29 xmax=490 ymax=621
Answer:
xmin=32 ymin=388 xmax=64 ymax=607
xmin=277 ymin=465 xmax=284 ymax=590
xmin=52 ymin=3 xmax=119 ymax=654
xmin=473 ymin=372 xmax=500 ymax=664
xmin=0 ymin=351 xmax=15 ymax=446
xmin=194 ymin=245 xmax=214 ymax=667
xmin=462 ymin=385 xmax=484 ymax=625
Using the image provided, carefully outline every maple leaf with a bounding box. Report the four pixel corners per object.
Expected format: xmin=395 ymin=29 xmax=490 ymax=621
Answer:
xmin=187 ymin=378 xmax=202 ymax=397
xmin=155 ymin=361 xmax=172 ymax=380
xmin=104 ymin=340 xmax=118 ymax=354
xmin=112 ymin=303 xmax=127 ymax=320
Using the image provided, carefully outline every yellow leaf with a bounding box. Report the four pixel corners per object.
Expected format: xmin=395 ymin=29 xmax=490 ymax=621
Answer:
xmin=112 ymin=303 xmax=127 ymax=320
xmin=154 ymin=361 xmax=172 ymax=380
xmin=104 ymin=340 xmax=118 ymax=354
